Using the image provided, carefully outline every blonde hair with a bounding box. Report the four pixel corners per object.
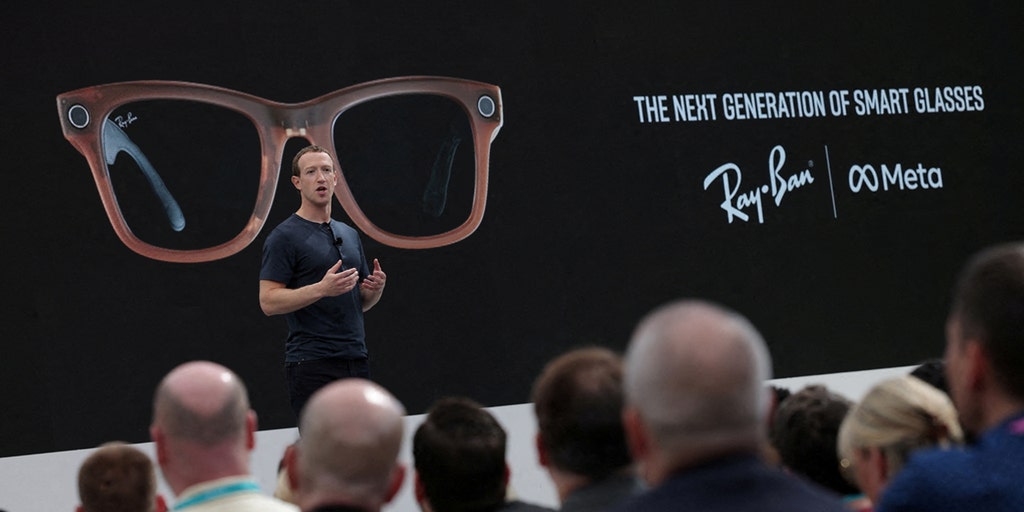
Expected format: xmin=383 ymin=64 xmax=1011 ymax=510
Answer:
xmin=838 ymin=375 xmax=963 ymax=479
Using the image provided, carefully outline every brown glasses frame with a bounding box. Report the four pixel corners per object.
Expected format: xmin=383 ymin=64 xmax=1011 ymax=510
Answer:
xmin=57 ymin=76 xmax=503 ymax=263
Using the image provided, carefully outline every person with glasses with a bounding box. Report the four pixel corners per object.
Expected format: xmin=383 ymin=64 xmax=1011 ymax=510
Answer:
xmin=259 ymin=145 xmax=387 ymax=421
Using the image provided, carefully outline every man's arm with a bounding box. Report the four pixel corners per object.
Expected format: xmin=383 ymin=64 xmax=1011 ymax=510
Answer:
xmin=259 ymin=260 xmax=360 ymax=316
xmin=359 ymin=258 xmax=387 ymax=312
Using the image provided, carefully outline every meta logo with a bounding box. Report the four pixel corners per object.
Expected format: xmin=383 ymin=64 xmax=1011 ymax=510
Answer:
xmin=848 ymin=163 xmax=943 ymax=193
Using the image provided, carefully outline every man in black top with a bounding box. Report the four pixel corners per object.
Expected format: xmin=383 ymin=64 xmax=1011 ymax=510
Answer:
xmin=260 ymin=145 xmax=386 ymax=420
xmin=413 ymin=397 xmax=555 ymax=512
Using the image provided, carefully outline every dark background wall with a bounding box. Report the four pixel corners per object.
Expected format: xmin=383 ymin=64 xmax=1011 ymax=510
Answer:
xmin=1 ymin=1 xmax=1021 ymax=457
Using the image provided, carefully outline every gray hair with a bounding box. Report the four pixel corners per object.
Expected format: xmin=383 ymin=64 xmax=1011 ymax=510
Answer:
xmin=624 ymin=300 xmax=772 ymax=453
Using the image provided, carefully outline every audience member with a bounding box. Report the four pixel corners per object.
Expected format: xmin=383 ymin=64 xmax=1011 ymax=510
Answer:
xmin=285 ymin=378 xmax=406 ymax=512
xmin=771 ymin=385 xmax=862 ymax=503
xmin=761 ymin=385 xmax=791 ymax=466
xmin=150 ymin=361 xmax=297 ymax=511
xmin=878 ymin=243 xmax=1024 ymax=511
xmin=837 ymin=375 xmax=962 ymax=508
xmin=616 ymin=300 xmax=847 ymax=512
xmin=532 ymin=347 xmax=640 ymax=511
xmin=908 ymin=359 xmax=948 ymax=396
xmin=274 ymin=443 xmax=298 ymax=504
xmin=77 ymin=442 xmax=167 ymax=512
xmin=413 ymin=397 xmax=554 ymax=512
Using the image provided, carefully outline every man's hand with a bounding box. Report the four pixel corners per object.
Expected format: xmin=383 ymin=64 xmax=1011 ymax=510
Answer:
xmin=320 ymin=260 xmax=360 ymax=296
xmin=360 ymin=258 xmax=387 ymax=294
xmin=359 ymin=259 xmax=386 ymax=311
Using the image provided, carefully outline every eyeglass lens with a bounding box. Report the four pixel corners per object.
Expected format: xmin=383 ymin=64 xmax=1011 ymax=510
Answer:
xmin=105 ymin=100 xmax=262 ymax=250
xmin=333 ymin=93 xmax=477 ymax=237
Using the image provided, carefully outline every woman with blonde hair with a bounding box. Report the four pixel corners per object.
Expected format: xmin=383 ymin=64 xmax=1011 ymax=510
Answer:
xmin=837 ymin=375 xmax=963 ymax=509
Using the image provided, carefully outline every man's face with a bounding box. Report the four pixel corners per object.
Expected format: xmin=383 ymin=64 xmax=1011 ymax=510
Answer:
xmin=292 ymin=151 xmax=337 ymax=207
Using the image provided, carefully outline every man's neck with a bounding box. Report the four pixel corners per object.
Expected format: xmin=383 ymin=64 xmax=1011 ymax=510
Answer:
xmin=977 ymin=394 xmax=1024 ymax=434
xmin=300 ymin=493 xmax=376 ymax=512
xmin=296 ymin=203 xmax=332 ymax=224
xmin=545 ymin=466 xmax=590 ymax=503
xmin=166 ymin=444 xmax=251 ymax=496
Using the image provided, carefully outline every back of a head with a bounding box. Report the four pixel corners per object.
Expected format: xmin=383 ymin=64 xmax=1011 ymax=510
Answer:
xmin=838 ymin=375 xmax=963 ymax=478
xmin=152 ymin=361 xmax=250 ymax=446
xmin=624 ymin=300 xmax=772 ymax=455
xmin=532 ymin=347 xmax=632 ymax=480
xmin=951 ymin=242 xmax=1024 ymax=400
xmin=297 ymin=378 xmax=406 ymax=509
xmin=413 ymin=397 xmax=507 ymax=512
xmin=770 ymin=385 xmax=857 ymax=495
xmin=909 ymin=358 xmax=949 ymax=396
xmin=78 ymin=442 xmax=158 ymax=512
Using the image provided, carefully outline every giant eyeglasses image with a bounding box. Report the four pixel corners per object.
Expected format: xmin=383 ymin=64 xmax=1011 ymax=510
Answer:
xmin=57 ymin=77 xmax=503 ymax=263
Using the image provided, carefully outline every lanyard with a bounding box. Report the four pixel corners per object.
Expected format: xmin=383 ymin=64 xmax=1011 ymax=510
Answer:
xmin=1010 ymin=416 xmax=1024 ymax=436
xmin=174 ymin=480 xmax=261 ymax=510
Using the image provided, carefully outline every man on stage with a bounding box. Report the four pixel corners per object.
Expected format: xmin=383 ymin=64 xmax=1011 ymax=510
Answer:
xmin=260 ymin=145 xmax=387 ymax=420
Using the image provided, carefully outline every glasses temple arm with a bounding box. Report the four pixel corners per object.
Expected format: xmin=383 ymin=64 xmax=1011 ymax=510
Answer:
xmin=421 ymin=123 xmax=463 ymax=218
xmin=102 ymin=119 xmax=186 ymax=232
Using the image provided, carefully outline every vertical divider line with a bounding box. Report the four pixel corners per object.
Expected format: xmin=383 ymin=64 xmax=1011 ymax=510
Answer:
xmin=825 ymin=144 xmax=838 ymax=219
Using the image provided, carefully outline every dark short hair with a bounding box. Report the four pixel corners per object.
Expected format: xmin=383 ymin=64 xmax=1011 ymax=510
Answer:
xmin=291 ymin=145 xmax=333 ymax=177
xmin=413 ymin=397 xmax=507 ymax=512
xmin=78 ymin=442 xmax=157 ymax=512
xmin=770 ymin=385 xmax=858 ymax=495
xmin=951 ymin=243 xmax=1024 ymax=399
xmin=909 ymin=358 xmax=949 ymax=395
xmin=532 ymin=347 xmax=631 ymax=479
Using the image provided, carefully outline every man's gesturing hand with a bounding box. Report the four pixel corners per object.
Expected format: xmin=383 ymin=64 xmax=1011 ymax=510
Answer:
xmin=320 ymin=260 xmax=360 ymax=297
xmin=360 ymin=258 xmax=387 ymax=294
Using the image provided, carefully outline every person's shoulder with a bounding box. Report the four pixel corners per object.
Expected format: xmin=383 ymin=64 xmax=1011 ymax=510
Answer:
xmin=876 ymin=447 xmax=975 ymax=512
xmin=329 ymin=219 xmax=359 ymax=236
xmin=613 ymin=463 xmax=847 ymax=512
xmin=900 ymin=445 xmax=973 ymax=477
xmin=500 ymin=500 xmax=556 ymax=512
xmin=244 ymin=492 xmax=300 ymax=511
xmin=266 ymin=215 xmax=310 ymax=242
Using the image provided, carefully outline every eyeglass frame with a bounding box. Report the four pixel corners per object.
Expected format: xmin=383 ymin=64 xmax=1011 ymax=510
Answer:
xmin=56 ymin=76 xmax=503 ymax=263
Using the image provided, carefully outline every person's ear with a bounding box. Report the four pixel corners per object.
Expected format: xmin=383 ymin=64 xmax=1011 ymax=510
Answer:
xmin=150 ymin=425 xmax=168 ymax=466
xmin=870 ymin=447 xmax=889 ymax=481
xmin=964 ymin=340 xmax=989 ymax=393
xmin=384 ymin=463 xmax=406 ymax=504
xmin=414 ymin=471 xmax=428 ymax=508
xmin=284 ymin=444 xmax=300 ymax=493
xmin=155 ymin=494 xmax=169 ymax=512
xmin=535 ymin=433 xmax=549 ymax=467
xmin=622 ymin=406 xmax=649 ymax=462
xmin=291 ymin=175 xmax=301 ymax=189
xmin=245 ymin=410 xmax=257 ymax=450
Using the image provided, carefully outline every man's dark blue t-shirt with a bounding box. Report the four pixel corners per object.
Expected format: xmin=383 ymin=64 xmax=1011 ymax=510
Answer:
xmin=260 ymin=214 xmax=370 ymax=362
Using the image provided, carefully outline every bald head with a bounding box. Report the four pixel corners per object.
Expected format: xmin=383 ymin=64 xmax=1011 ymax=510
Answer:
xmin=624 ymin=300 xmax=772 ymax=457
xmin=152 ymin=361 xmax=250 ymax=445
xmin=295 ymin=378 xmax=406 ymax=510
